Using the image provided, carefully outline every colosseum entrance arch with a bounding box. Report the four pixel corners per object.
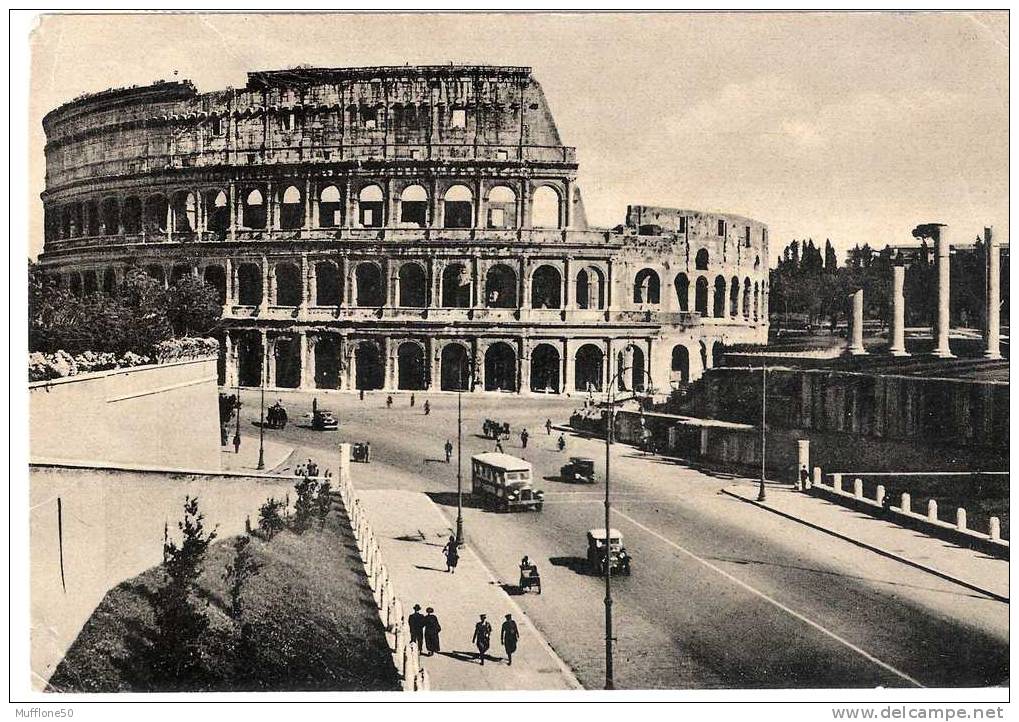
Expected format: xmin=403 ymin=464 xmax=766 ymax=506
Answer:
xmin=574 ymin=344 xmax=604 ymax=392
xmin=440 ymin=343 xmax=471 ymax=391
xmin=314 ymin=336 xmax=341 ymax=389
xmin=484 ymin=342 xmax=517 ymax=392
xmin=354 ymin=341 xmax=384 ymax=390
xmin=237 ymin=331 xmax=263 ymax=388
xmin=274 ymin=336 xmax=301 ymax=388
xmin=485 ymin=264 xmax=517 ymax=308
xmin=695 ymin=277 xmax=709 ymax=315
xmin=397 ymin=342 xmax=428 ymax=390
xmin=671 ymin=344 xmax=690 ymax=386
xmin=530 ymin=343 xmax=561 ymax=393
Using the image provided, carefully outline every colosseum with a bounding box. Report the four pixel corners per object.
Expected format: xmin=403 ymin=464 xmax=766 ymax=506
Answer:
xmin=38 ymin=64 xmax=769 ymax=395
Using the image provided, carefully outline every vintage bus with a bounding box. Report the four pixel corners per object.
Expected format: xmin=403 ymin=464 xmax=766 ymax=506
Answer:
xmin=470 ymin=452 xmax=544 ymax=512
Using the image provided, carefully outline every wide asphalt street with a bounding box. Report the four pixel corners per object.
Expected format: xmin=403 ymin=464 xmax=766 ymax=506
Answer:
xmin=237 ymin=389 xmax=1009 ymax=690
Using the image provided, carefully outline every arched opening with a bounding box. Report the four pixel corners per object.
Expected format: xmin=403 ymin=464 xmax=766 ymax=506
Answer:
xmin=487 ymin=186 xmax=517 ymax=229
xmin=711 ymin=341 xmax=722 ymax=368
xmin=484 ymin=342 xmax=517 ymax=392
xmin=443 ymin=184 xmax=473 ymax=229
xmin=237 ymin=263 xmax=263 ymax=305
xmin=319 ymin=185 xmax=342 ymax=228
xmin=630 ymin=346 xmax=647 ymax=392
xmin=742 ymin=278 xmax=752 ymax=320
xmin=122 ymin=197 xmax=142 ymax=234
xmin=354 ymin=263 xmax=384 ymax=307
xmin=170 ymin=265 xmax=192 ymax=285
xmin=695 ymin=248 xmax=709 ymax=271
xmin=399 ymin=184 xmax=428 ymax=228
xmin=206 ymin=190 xmax=229 ymax=237
xmin=485 ymin=264 xmax=517 ymax=308
xmin=274 ymin=263 xmax=302 ymax=306
xmin=398 ymin=263 xmax=428 ymax=307
xmin=671 ymin=344 xmax=690 ymax=386
xmin=574 ymin=344 xmax=604 ymax=392
xmin=397 ymin=342 xmax=428 ymax=390
xmin=314 ymin=336 xmax=340 ymax=389
xmin=102 ymin=268 xmax=116 ymax=294
xmin=315 ymin=261 xmax=342 ymax=306
xmin=273 ymin=336 xmax=301 ymax=389
xmin=531 ymin=186 xmax=561 ymax=229
xmin=144 ymin=195 xmax=169 ymax=233
xmin=753 ymin=282 xmax=760 ymax=321
xmin=145 ymin=265 xmax=166 ymax=288
xmin=69 ymin=273 xmax=82 ymax=296
xmin=730 ymin=276 xmax=740 ymax=318
xmin=695 ymin=276 xmax=709 ymax=315
xmin=531 ymin=265 xmax=562 ymax=309
xmin=237 ymin=331 xmax=263 ymax=388
xmin=441 ymin=263 xmax=472 ymax=308
xmin=280 ymin=185 xmax=303 ymax=229
xmin=203 ymin=265 xmax=226 ymax=304
xmin=699 ymin=340 xmax=709 ymax=371
xmin=85 ymin=201 xmax=101 ymax=236
xmin=634 ymin=268 xmax=661 ymax=304
xmin=82 ymin=270 xmax=98 ymax=295
xmin=354 ymin=341 xmax=384 ymax=390
xmin=242 ymin=188 xmax=266 ymax=229
xmin=171 ymin=191 xmax=197 ymax=233
xmin=530 ymin=343 xmax=561 ymax=393
xmin=675 ymin=273 xmax=689 ymax=311
xmin=713 ymin=276 xmax=727 ymax=318
xmin=358 ymin=185 xmax=384 ymax=228
xmin=100 ymin=198 xmax=120 ymax=235
xmin=576 ymin=267 xmax=605 ymax=310
xmin=440 ymin=344 xmax=471 ymax=391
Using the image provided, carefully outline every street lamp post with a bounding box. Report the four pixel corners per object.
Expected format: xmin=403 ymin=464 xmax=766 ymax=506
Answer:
xmin=257 ymin=340 xmax=267 ymax=471
xmin=455 ymin=356 xmax=476 ymax=548
xmin=233 ymin=381 xmax=242 ymax=453
xmin=757 ymin=362 xmax=767 ymax=502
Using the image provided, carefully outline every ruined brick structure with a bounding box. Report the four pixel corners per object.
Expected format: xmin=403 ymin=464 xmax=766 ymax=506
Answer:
xmin=39 ymin=65 xmax=769 ymax=394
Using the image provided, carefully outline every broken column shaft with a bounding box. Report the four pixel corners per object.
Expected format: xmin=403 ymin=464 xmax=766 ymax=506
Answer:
xmin=984 ymin=226 xmax=1001 ymax=359
xmin=889 ymin=264 xmax=908 ymax=356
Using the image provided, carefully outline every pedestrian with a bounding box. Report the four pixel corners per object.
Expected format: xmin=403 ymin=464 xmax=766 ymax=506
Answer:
xmin=408 ymin=604 xmax=426 ymax=653
xmin=472 ymin=614 xmax=492 ymax=665
xmin=278 ymin=404 xmax=288 ymax=429
xmin=232 ymin=431 xmax=241 ymax=454
xmin=520 ymin=428 xmax=529 ymax=449
xmin=545 ymin=418 xmax=552 ymax=435
xmin=501 ymin=613 xmax=519 ymax=666
xmin=444 ymin=439 xmax=453 ymax=463
xmin=386 ymin=394 xmax=393 ymax=409
xmin=296 ymin=463 xmax=306 ymax=477
xmin=424 ymin=400 xmax=431 ymax=415
xmin=307 ymin=459 xmax=319 ymax=477
xmin=364 ymin=442 xmax=371 ymax=463
xmin=267 ymin=404 xmax=276 ymax=429
xmin=423 ymin=607 xmax=441 ymax=656
xmin=359 ymin=388 xmax=365 ymax=402
xmin=312 ymin=397 xmax=317 ymax=414
xmin=410 ymin=393 xmax=415 ymax=407
xmin=799 ymin=464 xmax=810 ymax=491
xmin=495 ymin=439 xmax=504 ymax=453
xmin=557 ymin=434 xmax=566 ymax=452
xmin=443 ymin=535 xmax=459 ymax=573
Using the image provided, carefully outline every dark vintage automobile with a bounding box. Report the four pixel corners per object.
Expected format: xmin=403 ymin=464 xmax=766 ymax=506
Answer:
xmin=560 ymin=456 xmax=596 ymax=484
xmin=586 ymin=528 xmax=631 ymax=575
xmin=482 ymin=419 xmax=511 ymax=439
xmin=311 ymin=409 xmax=338 ymax=431
xmin=351 ymin=442 xmax=371 ymax=463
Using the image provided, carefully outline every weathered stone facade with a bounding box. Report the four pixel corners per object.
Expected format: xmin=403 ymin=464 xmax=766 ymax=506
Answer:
xmin=39 ymin=65 xmax=769 ymax=394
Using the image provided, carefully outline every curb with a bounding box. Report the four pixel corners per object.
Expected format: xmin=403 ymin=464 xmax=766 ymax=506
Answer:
xmin=719 ymin=488 xmax=1009 ymax=605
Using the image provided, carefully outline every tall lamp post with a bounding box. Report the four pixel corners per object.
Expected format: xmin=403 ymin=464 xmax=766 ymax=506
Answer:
xmin=757 ymin=361 xmax=767 ymax=502
xmin=257 ymin=337 xmax=267 ymax=471
xmin=602 ymin=344 xmax=655 ymax=690
xmin=455 ymin=355 xmax=477 ymax=547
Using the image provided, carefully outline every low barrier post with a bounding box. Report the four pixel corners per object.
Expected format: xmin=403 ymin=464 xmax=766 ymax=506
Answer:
xmin=927 ymin=499 xmax=938 ymax=522
xmin=989 ymin=517 xmax=1001 ymax=541
xmin=832 ymin=473 xmax=843 ymax=493
xmin=796 ymin=440 xmax=810 ymax=490
xmin=875 ymin=484 xmax=885 ymax=507
xmin=853 ymin=477 xmax=863 ymax=499
xmin=900 ymin=492 xmax=911 ymax=513
xmin=956 ymin=508 xmax=967 ymax=531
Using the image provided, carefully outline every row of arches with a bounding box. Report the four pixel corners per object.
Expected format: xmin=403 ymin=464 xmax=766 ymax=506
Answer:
xmin=46 ymin=180 xmax=566 ymax=241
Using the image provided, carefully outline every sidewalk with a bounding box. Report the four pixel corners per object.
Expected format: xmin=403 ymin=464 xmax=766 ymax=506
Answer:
xmin=722 ymin=479 xmax=1009 ymax=602
xmin=220 ymin=436 xmax=294 ymax=473
xmin=358 ymin=489 xmax=581 ymax=691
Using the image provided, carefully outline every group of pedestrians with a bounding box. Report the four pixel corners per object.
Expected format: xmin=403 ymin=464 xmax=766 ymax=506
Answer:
xmin=407 ymin=604 xmax=443 ymax=656
xmin=407 ymin=606 xmax=521 ymax=667
xmin=266 ymin=400 xmax=288 ymax=429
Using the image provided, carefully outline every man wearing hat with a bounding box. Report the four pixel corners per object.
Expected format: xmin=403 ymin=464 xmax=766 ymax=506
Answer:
xmin=472 ymin=613 xmax=492 ymax=665
xmin=423 ymin=607 xmax=441 ymax=656
xmin=501 ymin=613 xmax=520 ymax=666
xmin=408 ymin=604 xmax=425 ymax=653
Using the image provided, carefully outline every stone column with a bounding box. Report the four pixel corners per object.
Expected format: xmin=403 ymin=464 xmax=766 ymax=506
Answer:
xmin=984 ymin=226 xmax=1001 ymax=359
xmin=563 ymin=179 xmax=572 ymax=229
xmin=518 ymin=339 xmax=530 ymax=394
xmin=934 ymin=227 xmax=953 ymax=358
xmin=224 ymin=257 xmax=234 ymax=306
xmin=848 ymin=289 xmax=867 ymax=355
xmin=889 ymin=264 xmax=908 ymax=356
xmin=304 ymin=178 xmax=313 ymax=230
xmin=563 ymin=258 xmax=572 ymax=310
xmin=299 ymin=331 xmax=311 ymax=389
xmin=563 ymin=339 xmax=574 ymax=393
xmin=228 ymin=181 xmax=237 ymax=241
xmin=224 ymin=331 xmax=236 ymax=387
xmin=260 ymin=256 xmax=270 ymax=313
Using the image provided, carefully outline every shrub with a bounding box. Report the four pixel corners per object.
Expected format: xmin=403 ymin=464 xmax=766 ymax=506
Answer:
xmin=258 ymin=497 xmax=285 ymax=540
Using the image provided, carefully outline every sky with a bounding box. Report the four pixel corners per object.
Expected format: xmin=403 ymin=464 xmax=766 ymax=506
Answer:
xmin=24 ymin=11 xmax=1009 ymax=262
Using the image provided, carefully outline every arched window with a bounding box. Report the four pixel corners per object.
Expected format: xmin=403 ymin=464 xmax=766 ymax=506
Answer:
xmin=633 ymin=268 xmax=661 ymax=304
xmin=530 ymin=344 xmax=561 ymax=393
xmin=671 ymin=344 xmax=690 ymax=386
xmin=203 ymin=265 xmax=226 ymax=305
xmin=315 ymin=261 xmax=342 ymax=306
xmin=275 ymin=263 xmax=302 ymax=306
xmin=398 ymin=263 xmax=428 ymax=307
xmin=86 ymin=201 xmax=101 ymax=236
xmin=237 ymin=263 xmax=262 ymax=306
xmin=400 ymin=184 xmax=428 ymax=228
xmin=695 ymin=276 xmax=709 ymax=315
xmin=101 ymin=198 xmax=120 ymax=235
xmin=242 ymin=188 xmax=266 ymax=229
xmin=280 ymin=185 xmax=303 ymax=229
xmin=354 ymin=262 xmax=384 ymax=306
xmin=574 ymin=344 xmax=604 ymax=392
xmin=358 ymin=184 xmax=384 ymax=228
xmin=730 ymin=276 xmax=740 ymax=318
xmin=531 ymin=265 xmax=562 ymax=309
xmin=319 ymin=185 xmax=342 ymax=228
xmin=753 ymin=282 xmax=760 ymax=321
xmin=485 ymin=264 xmax=518 ymax=308
xmin=713 ymin=276 xmax=727 ymax=318
xmin=743 ymin=278 xmax=752 ymax=320
xmin=443 ymin=184 xmax=473 ymax=228
xmin=487 ymin=186 xmax=517 ymax=229
xmin=675 ymin=273 xmax=689 ymax=311
xmin=441 ymin=263 xmax=472 ymax=307
xmin=531 ymin=186 xmax=561 ymax=229
xmin=122 ymin=197 xmax=142 ymax=234
xmin=354 ymin=341 xmax=385 ymax=390
xmin=205 ymin=190 xmax=229 ymax=236
xmin=101 ymin=268 xmax=117 ymax=294
xmin=314 ymin=335 xmax=341 ymax=389
xmin=397 ymin=342 xmax=427 ymax=390
xmin=171 ymin=191 xmax=197 ymax=233
xmin=576 ymin=266 xmax=605 ymax=310
xmin=440 ymin=343 xmax=471 ymax=391
xmin=695 ymin=248 xmax=709 ymax=270
xmin=144 ymin=195 xmax=169 ymax=233
xmin=484 ymin=342 xmax=517 ymax=392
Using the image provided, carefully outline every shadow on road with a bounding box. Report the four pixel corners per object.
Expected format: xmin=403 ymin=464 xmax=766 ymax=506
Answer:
xmin=413 ymin=564 xmax=449 ymax=574
xmin=549 ymin=556 xmax=592 ymax=576
xmin=542 ymin=474 xmax=564 ymax=484
xmin=440 ymin=650 xmax=493 ymax=665
xmin=499 ymin=582 xmax=526 ymax=596
xmin=426 ymin=491 xmax=486 ymax=510
xmin=423 ymin=458 xmax=449 ymax=464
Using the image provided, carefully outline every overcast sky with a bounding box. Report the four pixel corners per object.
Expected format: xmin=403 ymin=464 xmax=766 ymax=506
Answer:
xmin=26 ymin=11 xmax=1009 ymax=261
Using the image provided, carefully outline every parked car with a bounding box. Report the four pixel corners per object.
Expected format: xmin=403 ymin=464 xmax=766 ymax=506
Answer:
xmin=311 ymin=409 xmax=338 ymax=430
xmin=560 ymin=456 xmax=596 ymax=484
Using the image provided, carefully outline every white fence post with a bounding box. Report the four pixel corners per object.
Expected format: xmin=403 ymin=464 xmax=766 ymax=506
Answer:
xmin=853 ymin=478 xmax=863 ymax=499
xmin=900 ymin=492 xmax=911 ymax=513
xmin=927 ymin=499 xmax=938 ymax=522
xmin=990 ymin=516 xmax=1001 ymax=541
xmin=875 ymin=484 xmax=885 ymax=507
xmin=811 ymin=466 xmax=821 ymax=490
xmin=832 ymin=473 xmax=843 ymax=493
xmin=956 ymin=507 xmax=967 ymax=531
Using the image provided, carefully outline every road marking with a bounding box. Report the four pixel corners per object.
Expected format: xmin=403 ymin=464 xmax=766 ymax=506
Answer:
xmin=612 ymin=508 xmax=925 ymax=689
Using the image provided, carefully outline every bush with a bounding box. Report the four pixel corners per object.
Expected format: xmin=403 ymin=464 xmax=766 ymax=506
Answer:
xmin=154 ymin=337 xmax=220 ymax=363
xmin=258 ymin=498 xmax=285 ymax=540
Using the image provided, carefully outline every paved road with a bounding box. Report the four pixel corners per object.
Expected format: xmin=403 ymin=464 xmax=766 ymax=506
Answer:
xmin=238 ymin=389 xmax=1009 ymax=690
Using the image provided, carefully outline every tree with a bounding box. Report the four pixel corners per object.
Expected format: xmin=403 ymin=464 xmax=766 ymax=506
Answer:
xmin=222 ymin=535 xmax=261 ymax=621
xmin=824 ymin=239 xmax=839 ymax=274
xmin=151 ymin=496 xmax=218 ymax=688
xmin=315 ymin=480 xmax=333 ymax=528
xmin=293 ymin=476 xmax=319 ymax=532
xmin=258 ymin=497 xmax=285 ymax=540
xmin=164 ymin=274 xmax=222 ymax=337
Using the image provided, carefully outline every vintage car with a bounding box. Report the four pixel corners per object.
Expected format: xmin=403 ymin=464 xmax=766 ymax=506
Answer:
xmin=586 ymin=528 xmax=631 ymax=575
xmin=482 ymin=419 xmax=511 ymax=439
xmin=560 ymin=456 xmax=596 ymax=484
xmin=311 ymin=409 xmax=338 ymax=431
xmin=351 ymin=442 xmax=371 ymax=463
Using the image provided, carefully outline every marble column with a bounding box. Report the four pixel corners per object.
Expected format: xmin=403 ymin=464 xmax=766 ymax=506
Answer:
xmin=984 ymin=226 xmax=1001 ymax=359
xmin=934 ymin=226 xmax=954 ymax=358
xmin=848 ymin=289 xmax=867 ymax=356
xmin=889 ymin=264 xmax=908 ymax=356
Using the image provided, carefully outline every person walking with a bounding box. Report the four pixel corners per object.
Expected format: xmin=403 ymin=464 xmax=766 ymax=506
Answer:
xmin=232 ymin=431 xmax=241 ymax=455
xmin=359 ymin=388 xmax=365 ymax=402
xmin=495 ymin=439 xmax=504 ymax=454
xmin=444 ymin=439 xmax=453 ymax=463
xmin=410 ymin=393 xmax=415 ymax=407
xmin=472 ymin=614 xmax=492 ymax=665
xmin=442 ymin=535 xmax=460 ymax=573
xmin=364 ymin=442 xmax=371 ymax=463
xmin=545 ymin=418 xmax=553 ymax=436
xmin=408 ymin=604 xmax=426 ymax=654
xmin=424 ymin=400 xmax=430 ymax=415
xmin=501 ymin=613 xmax=520 ymax=666
xmin=423 ymin=607 xmax=441 ymax=656
xmin=557 ymin=433 xmax=566 ymax=452
xmin=386 ymin=394 xmax=394 ymax=409
xmin=520 ymin=428 xmax=529 ymax=449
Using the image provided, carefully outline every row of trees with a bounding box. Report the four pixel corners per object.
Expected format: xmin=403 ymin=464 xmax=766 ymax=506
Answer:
xmin=768 ymin=238 xmax=1009 ymax=330
xmin=28 ymin=261 xmax=222 ymax=356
